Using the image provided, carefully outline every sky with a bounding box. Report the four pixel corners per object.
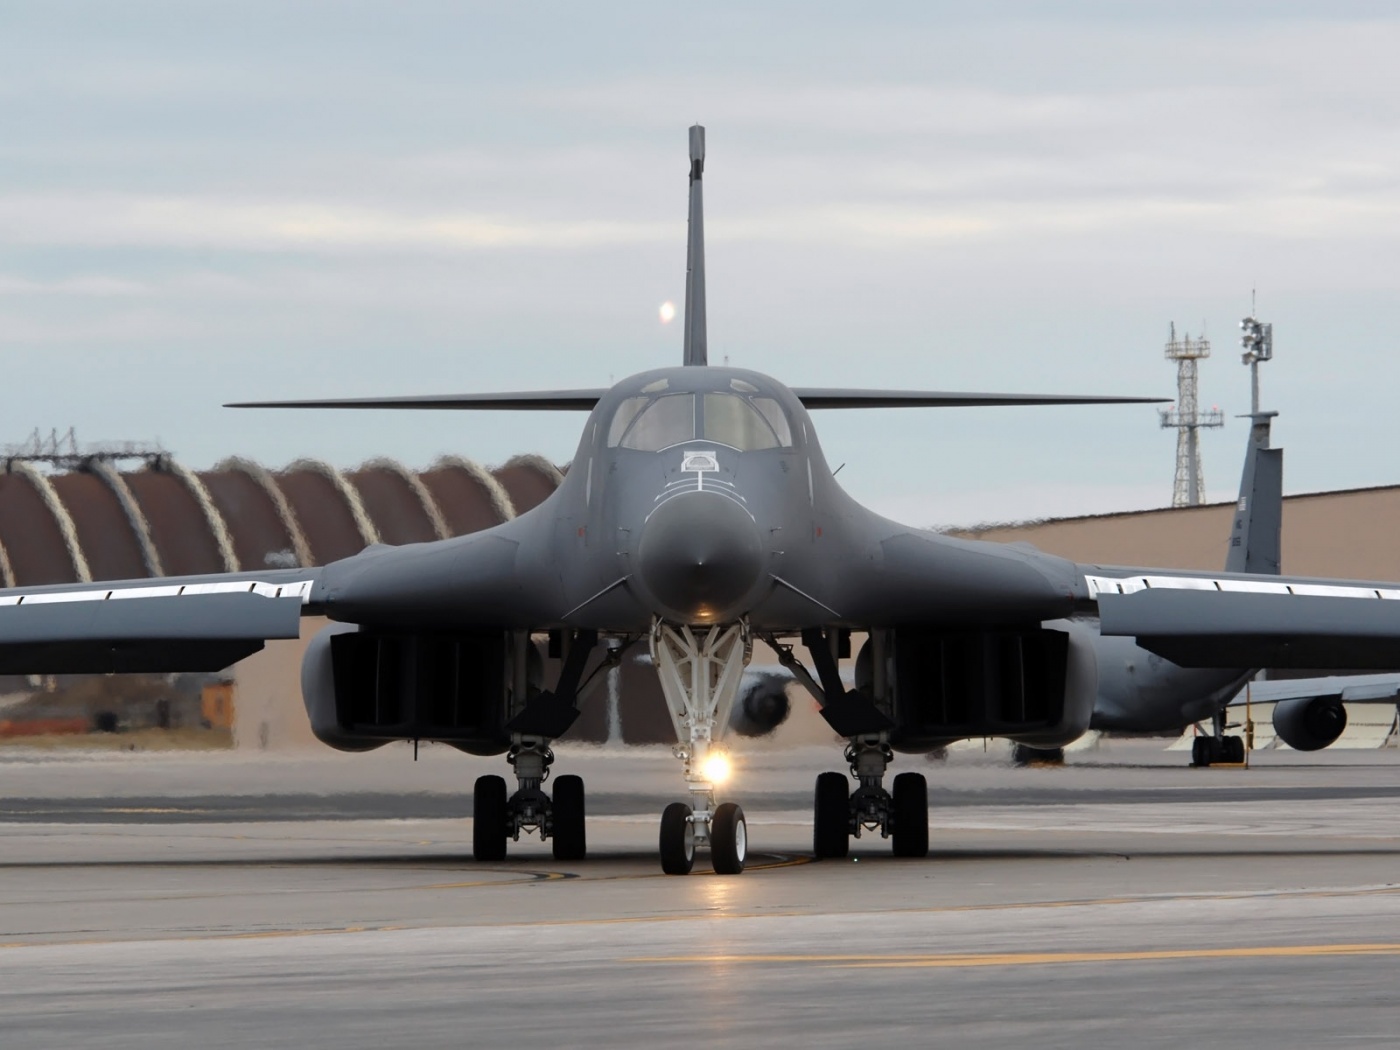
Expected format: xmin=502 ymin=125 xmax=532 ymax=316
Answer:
xmin=1 ymin=2 xmax=1397 ymax=529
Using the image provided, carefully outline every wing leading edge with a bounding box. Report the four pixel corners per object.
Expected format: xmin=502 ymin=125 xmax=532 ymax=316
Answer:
xmin=227 ymin=388 xmax=1164 ymax=412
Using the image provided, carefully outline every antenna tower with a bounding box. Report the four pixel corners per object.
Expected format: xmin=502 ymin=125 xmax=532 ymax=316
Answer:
xmin=1239 ymin=312 xmax=1273 ymax=417
xmin=1159 ymin=323 xmax=1223 ymax=507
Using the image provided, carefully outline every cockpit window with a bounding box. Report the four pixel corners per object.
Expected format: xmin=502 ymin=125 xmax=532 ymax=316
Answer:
xmin=703 ymin=393 xmax=791 ymax=451
xmin=611 ymin=394 xmax=696 ymax=451
xmin=607 ymin=389 xmax=795 ymax=452
xmin=752 ymin=398 xmax=793 ymax=447
xmin=607 ymin=397 xmax=648 ymax=445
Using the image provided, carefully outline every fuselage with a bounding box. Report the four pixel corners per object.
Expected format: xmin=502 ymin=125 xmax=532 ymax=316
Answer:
xmin=320 ymin=365 xmax=1086 ymax=636
xmin=540 ymin=365 xmax=1083 ymax=634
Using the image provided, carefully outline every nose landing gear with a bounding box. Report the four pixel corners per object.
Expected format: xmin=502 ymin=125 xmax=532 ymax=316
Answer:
xmin=652 ymin=620 xmax=752 ymax=875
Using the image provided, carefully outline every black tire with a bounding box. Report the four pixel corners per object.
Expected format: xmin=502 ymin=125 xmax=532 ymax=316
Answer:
xmin=890 ymin=771 xmax=928 ymax=858
xmin=551 ymin=774 xmax=586 ymax=861
xmin=1191 ymin=736 xmax=1213 ymax=767
xmin=814 ymin=772 xmax=850 ymax=859
xmin=473 ymin=774 xmax=509 ymax=863
xmin=711 ymin=802 xmax=747 ymax=875
xmin=1224 ymin=736 xmax=1246 ymax=764
xmin=659 ymin=802 xmax=695 ymax=875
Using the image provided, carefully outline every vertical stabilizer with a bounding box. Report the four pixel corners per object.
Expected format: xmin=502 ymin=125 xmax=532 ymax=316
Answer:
xmin=1224 ymin=412 xmax=1282 ymax=575
xmin=683 ymin=124 xmax=707 ymax=367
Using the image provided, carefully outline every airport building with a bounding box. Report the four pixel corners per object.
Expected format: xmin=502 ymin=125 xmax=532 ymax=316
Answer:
xmin=944 ymin=483 xmax=1400 ymax=581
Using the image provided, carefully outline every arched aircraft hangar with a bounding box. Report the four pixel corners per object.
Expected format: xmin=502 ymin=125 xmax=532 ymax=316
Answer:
xmin=0 ymin=450 xmax=561 ymax=587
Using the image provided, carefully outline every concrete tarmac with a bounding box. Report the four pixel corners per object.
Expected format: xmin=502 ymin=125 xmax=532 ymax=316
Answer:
xmin=1 ymin=740 xmax=1399 ymax=1048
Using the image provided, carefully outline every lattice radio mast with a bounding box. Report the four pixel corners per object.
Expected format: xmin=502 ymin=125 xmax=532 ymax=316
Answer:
xmin=1159 ymin=323 xmax=1223 ymax=507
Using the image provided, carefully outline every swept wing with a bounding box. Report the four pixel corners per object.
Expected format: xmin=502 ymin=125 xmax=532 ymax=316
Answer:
xmin=1090 ymin=571 xmax=1400 ymax=670
xmin=0 ymin=569 xmax=320 ymax=674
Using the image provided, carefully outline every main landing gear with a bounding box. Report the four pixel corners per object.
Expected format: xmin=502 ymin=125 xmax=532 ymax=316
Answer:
xmin=652 ymin=620 xmax=752 ymax=875
xmin=473 ymin=737 xmax=588 ymax=862
xmin=814 ymin=736 xmax=928 ymax=860
xmin=471 ymin=629 xmax=623 ymax=864
xmin=1191 ymin=709 xmax=1246 ymax=767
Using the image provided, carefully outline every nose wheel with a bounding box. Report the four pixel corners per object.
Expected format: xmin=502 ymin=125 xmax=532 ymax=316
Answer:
xmin=659 ymin=801 xmax=747 ymax=875
xmin=659 ymin=802 xmax=697 ymax=874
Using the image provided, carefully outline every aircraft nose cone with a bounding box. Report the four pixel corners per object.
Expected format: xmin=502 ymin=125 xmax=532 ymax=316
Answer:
xmin=636 ymin=492 xmax=765 ymax=623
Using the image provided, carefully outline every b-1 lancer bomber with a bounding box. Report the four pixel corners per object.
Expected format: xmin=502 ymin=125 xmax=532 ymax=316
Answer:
xmin=5 ymin=127 xmax=1400 ymax=875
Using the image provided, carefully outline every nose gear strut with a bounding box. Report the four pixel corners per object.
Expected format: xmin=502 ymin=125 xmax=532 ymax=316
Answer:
xmin=650 ymin=619 xmax=752 ymax=875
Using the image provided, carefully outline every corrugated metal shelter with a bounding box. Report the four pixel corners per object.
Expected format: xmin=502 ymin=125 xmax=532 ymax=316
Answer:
xmin=0 ymin=453 xmax=561 ymax=586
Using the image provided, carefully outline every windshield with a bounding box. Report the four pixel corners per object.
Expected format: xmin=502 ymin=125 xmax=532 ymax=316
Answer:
xmin=610 ymin=394 xmax=695 ymax=451
xmin=607 ymin=390 xmax=794 ymax=452
xmin=703 ymin=393 xmax=791 ymax=450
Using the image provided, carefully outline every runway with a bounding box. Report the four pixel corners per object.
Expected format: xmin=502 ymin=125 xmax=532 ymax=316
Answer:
xmin=2 ymin=741 xmax=1399 ymax=1048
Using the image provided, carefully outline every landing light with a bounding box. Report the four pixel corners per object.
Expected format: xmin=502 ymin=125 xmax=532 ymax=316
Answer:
xmin=701 ymin=752 xmax=732 ymax=784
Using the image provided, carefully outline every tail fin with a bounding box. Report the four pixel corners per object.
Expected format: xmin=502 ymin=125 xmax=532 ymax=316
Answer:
xmin=1224 ymin=412 xmax=1282 ymax=574
xmin=683 ymin=124 xmax=707 ymax=367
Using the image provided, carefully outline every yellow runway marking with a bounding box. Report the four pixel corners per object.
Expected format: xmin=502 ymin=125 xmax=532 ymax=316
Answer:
xmin=630 ymin=943 xmax=1400 ymax=970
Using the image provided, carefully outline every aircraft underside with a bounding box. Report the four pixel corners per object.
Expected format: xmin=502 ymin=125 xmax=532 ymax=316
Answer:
xmin=299 ymin=612 xmax=1099 ymax=873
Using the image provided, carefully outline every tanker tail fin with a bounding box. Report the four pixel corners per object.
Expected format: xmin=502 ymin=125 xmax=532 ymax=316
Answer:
xmin=1225 ymin=412 xmax=1282 ymax=575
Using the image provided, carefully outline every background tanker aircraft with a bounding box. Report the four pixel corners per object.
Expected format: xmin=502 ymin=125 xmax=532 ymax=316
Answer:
xmin=8 ymin=127 xmax=1400 ymax=875
xmin=1044 ymin=406 xmax=1400 ymax=766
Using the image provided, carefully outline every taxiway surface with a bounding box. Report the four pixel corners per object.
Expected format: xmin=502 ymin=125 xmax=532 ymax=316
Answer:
xmin=1 ymin=741 xmax=1398 ymax=1048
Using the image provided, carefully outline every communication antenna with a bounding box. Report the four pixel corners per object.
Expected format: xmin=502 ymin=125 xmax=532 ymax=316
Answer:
xmin=1159 ymin=323 xmax=1223 ymax=507
xmin=1239 ymin=312 xmax=1273 ymax=418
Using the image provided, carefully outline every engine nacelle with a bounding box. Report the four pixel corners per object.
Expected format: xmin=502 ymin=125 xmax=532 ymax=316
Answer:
xmin=729 ymin=669 xmax=793 ymax=738
xmin=857 ymin=626 xmax=1097 ymax=753
xmin=1272 ymin=695 xmax=1347 ymax=751
xmin=301 ymin=623 xmax=537 ymax=755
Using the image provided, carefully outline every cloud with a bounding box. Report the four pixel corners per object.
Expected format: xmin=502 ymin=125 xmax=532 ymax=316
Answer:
xmin=0 ymin=193 xmax=677 ymax=252
xmin=0 ymin=275 xmax=149 ymax=297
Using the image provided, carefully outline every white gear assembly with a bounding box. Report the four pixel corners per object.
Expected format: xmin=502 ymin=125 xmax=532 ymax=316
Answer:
xmin=649 ymin=619 xmax=751 ymax=874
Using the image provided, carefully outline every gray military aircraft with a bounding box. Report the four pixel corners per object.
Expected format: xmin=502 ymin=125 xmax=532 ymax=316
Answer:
xmin=1044 ymin=403 xmax=1281 ymax=766
xmin=6 ymin=126 xmax=1400 ymax=876
xmin=1072 ymin=405 xmax=1400 ymax=763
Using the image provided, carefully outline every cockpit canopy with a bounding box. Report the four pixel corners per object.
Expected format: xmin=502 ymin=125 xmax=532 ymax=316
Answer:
xmin=607 ymin=378 xmax=794 ymax=453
